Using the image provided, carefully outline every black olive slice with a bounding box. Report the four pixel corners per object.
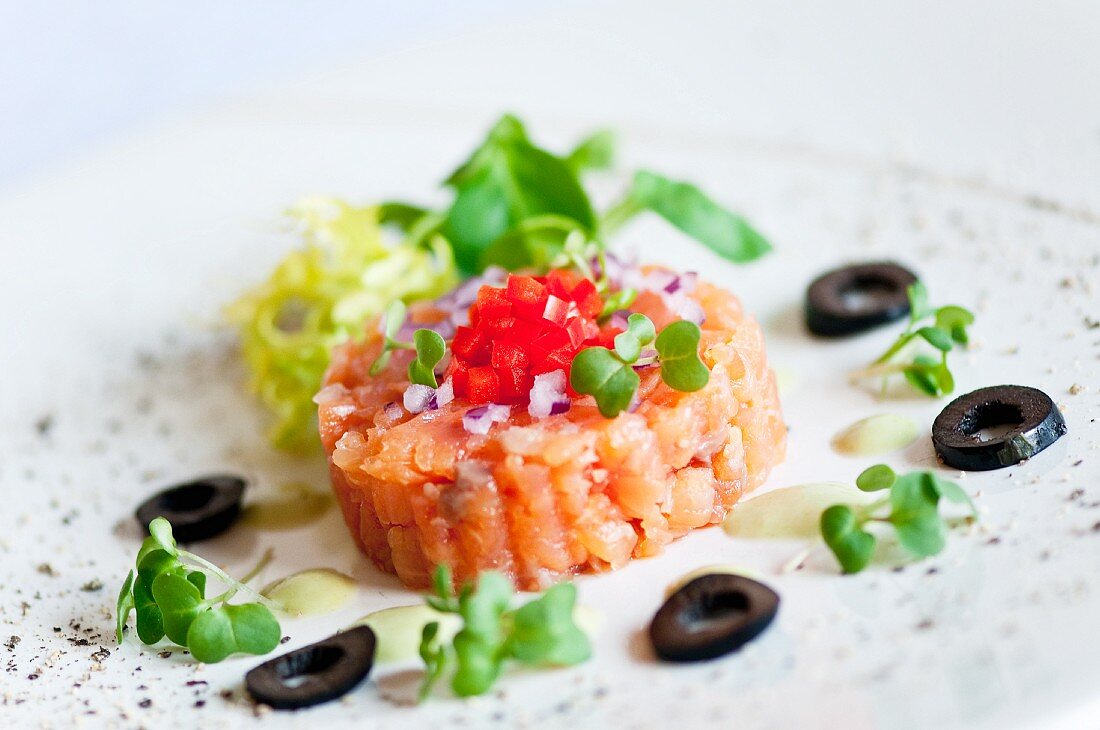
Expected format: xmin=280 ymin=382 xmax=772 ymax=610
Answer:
xmin=649 ymin=574 xmax=779 ymax=663
xmin=246 ymin=626 xmax=376 ymax=710
xmin=932 ymin=385 xmax=1067 ymax=471
xmin=805 ymin=262 xmax=919 ymax=337
xmin=135 ymin=474 xmax=246 ymax=543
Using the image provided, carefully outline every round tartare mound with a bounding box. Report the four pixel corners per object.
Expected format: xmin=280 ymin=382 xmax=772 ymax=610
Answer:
xmin=318 ymin=278 xmax=786 ymax=591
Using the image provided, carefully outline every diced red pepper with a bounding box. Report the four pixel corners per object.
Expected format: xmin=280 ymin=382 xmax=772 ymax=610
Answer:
xmin=476 ymin=285 xmax=512 ymax=320
xmin=491 ymin=340 xmax=530 ymax=373
xmin=502 ymin=317 xmax=545 ymax=346
xmin=448 ymin=360 xmax=470 ymax=397
xmin=506 ymin=275 xmax=549 ymax=321
xmin=530 ymin=346 xmax=573 ymax=376
xmin=497 ymin=365 xmax=533 ymax=402
xmin=565 ymin=317 xmax=590 ymax=348
xmin=543 ymin=269 xmax=580 ymax=300
xmin=541 ymin=294 xmax=570 ymax=327
xmin=467 ymin=366 xmax=500 ymax=405
xmin=452 ymin=326 xmax=490 ymax=365
xmin=483 ymin=316 xmax=517 ymax=339
xmin=570 ymin=279 xmax=603 ymax=319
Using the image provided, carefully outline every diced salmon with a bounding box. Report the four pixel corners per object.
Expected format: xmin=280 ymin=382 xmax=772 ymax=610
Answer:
xmin=318 ymin=277 xmax=786 ymax=590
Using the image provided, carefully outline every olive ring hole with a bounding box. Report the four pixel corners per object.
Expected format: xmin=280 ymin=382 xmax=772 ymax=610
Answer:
xmin=681 ymin=590 xmax=750 ymax=634
xmin=838 ymin=275 xmax=902 ymax=312
xmin=273 ymin=646 xmax=346 ymax=688
xmin=959 ymin=402 xmax=1024 ymax=443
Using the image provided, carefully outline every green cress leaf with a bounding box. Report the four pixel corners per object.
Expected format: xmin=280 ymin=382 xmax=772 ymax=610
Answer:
xmin=379 ymin=201 xmax=430 ymax=232
xmin=856 ymin=464 xmax=897 ymax=492
xmin=408 ymin=329 xmax=446 ymax=388
xmin=655 ymin=320 xmax=710 ymax=392
xmin=907 ymin=281 xmax=930 ymax=322
xmin=442 ymin=115 xmax=596 ymax=274
xmin=187 ymin=603 xmax=282 ymax=664
xmin=935 ymin=305 xmax=975 ymax=344
xmin=152 ymin=571 xmax=206 ymax=646
xmin=903 ymin=360 xmax=941 ymax=397
xmin=627 ymin=170 xmax=771 ymax=263
xmin=570 ymin=347 xmax=641 ymax=418
xmin=185 ymin=608 xmax=234 ymax=664
xmin=116 ymin=571 xmax=136 ymax=643
xmin=916 ymin=326 xmax=954 ymax=352
xmin=133 ymin=574 xmax=166 ymax=645
xmin=506 ymin=583 xmax=590 ymax=666
xmin=418 ymin=621 xmax=449 ymax=702
xmin=928 ymin=474 xmax=978 ymax=517
xmin=613 ymin=313 xmax=656 ymax=364
xmin=888 ymin=473 xmax=947 ymax=557
xmin=820 ymin=505 xmax=876 ymax=574
xmin=137 ymin=543 xmax=179 ymax=586
xmin=186 ymin=570 xmax=207 ymax=597
xmin=891 ymin=509 xmax=947 ymax=557
xmin=450 ymin=572 xmax=512 ymax=697
xmin=370 ymin=300 xmax=409 ymax=376
xmin=148 ymin=517 xmax=178 ymax=556
xmin=564 ymin=129 xmax=615 ymax=174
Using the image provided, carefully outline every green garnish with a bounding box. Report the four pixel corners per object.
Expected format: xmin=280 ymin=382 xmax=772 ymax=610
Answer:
xmin=116 ymin=517 xmax=282 ymax=663
xmin=367 ymin=301 xmax=447 ymax=388
xmin=570 ymin=315 xmax=710 ymax=417
xmin=416 ymin=566 xmax=590 ymax=700
xmin=820 ymin=465 xmax=977 ymax=574
xmin=654 ymin=320 xmax=711 ymax=392
xmin=601 ymin=170 xmax=772 ymax=263
xmin=853 ymin=282 xmax=975 ymax=397
xmin=368 ymin=300 xmax=411 ymax=376
xmin=385 ymin=114 xmax=771 ymax=275
xmin=408 ymin=329 xmax=447 ymax=389
xmin=227 ymin=197 xmax=457 ymax=452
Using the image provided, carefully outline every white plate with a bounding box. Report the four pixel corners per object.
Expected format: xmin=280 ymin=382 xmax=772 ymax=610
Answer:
xmin=2 ymin=3 xmax=1099 ymax=728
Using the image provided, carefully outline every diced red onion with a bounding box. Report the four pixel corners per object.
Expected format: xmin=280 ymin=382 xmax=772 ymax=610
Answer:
xmin=666 ymin=292 xmax=706 ymax=326
xmin=403 ymin=384 xmax=436 ymax=414
xmin=462 ymin=404 xmax=511 ymax=435
xmin=528 ymin=370 xmax=570 ymax=419
xmin=609 ymin=310 xmax=631 ymax=331
xmin=435 ymin=379 xmax=455 ymax=408
xmin=383 ymin=401 xmax=404 ymax=421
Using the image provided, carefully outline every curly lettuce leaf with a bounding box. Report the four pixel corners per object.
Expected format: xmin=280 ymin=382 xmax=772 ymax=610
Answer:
xmin=227 ymin=197 xmax=458 ymax=452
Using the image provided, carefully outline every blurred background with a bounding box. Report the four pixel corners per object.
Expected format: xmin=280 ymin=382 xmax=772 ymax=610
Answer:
xmin=4 ymin=0 xmax=1098 ymax=207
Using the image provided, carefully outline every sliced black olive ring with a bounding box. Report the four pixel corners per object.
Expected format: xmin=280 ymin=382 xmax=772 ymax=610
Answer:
xmin=932 ymin=385 xmax=1067 ymax=471
xmin=805 ymin=262 xmax=918 ymax=337
xmin=649 ymin=573 xmax=780 ymax=663
xmin=135 ymin=474 xmax=246 ymax=543
xmin=246 ymin=626 xmax=377 ymax=710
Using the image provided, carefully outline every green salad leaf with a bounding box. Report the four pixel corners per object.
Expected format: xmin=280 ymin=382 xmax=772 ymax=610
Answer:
xmin=442 ymin=115 xmax=597 ymax=274
xmin=227 ymin=197 xmax=457 ymax=452
xmin=602 ymin=170 xmax=772 ymax=264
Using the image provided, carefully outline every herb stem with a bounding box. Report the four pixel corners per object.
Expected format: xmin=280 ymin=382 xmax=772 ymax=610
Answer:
xmin=239 ymin=547 xmax=274 ymax=585
xmin=598 ymin=194 xmax=643 ymax=236
xmin=178 ymin=550 xmax=282 ymax=610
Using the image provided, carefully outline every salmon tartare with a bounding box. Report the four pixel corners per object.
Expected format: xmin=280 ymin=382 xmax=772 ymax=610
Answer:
xmin=317 ymin=265 xmax=786 ymax=590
